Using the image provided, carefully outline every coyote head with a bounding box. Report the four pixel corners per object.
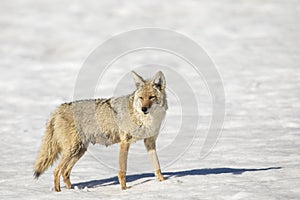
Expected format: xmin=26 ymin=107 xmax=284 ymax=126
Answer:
xmin=131 ymin=71 xmax=167 ymax=115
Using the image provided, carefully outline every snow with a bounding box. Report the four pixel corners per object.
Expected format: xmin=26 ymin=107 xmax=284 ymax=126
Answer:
xmin=1 ymin=0 xmax=300 ymax=199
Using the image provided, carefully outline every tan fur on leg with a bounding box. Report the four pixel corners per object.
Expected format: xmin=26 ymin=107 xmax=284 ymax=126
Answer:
xmin=118 ymin=142 xmax=130 ymax=190
xmin=144 ymin=137 xmax=165 ymax=181
xmin=62 ymin=148 xmax=87 ymax=189
xmin=148 ymin=150 xmax=165 ymax=181
xmin=53 ymin=167 xmax=61 ymax=192
xmin=53 ymin=156 xmax=70 ymax=192
xmin=118 ymin=171 xmax=127 ymax=190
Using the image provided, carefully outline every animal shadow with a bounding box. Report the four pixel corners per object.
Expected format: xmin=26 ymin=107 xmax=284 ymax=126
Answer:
xmin=72 ymin=167 xmax=281 ymax=189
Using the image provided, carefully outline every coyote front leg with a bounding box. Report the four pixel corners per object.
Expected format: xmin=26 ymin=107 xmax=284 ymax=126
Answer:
xmin=118 ymin=141 xmax=130 ymax=190
xmin=144 ymin=137 xmax=164 ymax=181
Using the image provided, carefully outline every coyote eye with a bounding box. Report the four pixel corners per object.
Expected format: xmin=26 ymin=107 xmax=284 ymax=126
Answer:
xmin=139 ymin=97 xmax=143 ymax=100
xmin=149 ymin=96 xmax=156 ymax=100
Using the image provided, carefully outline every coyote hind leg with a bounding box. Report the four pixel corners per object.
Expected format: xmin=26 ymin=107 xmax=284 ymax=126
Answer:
xmin=53 ymin=145 xmax=86 ymax=192
xmin=62 ymin=147 xmax=87 ymax=189
xmin=54 ymin=155 xmax=71 ymax=192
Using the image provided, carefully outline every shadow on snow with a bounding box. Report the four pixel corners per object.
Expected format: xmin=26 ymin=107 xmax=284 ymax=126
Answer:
xmin=72 ymin=167 xmax=281 ymax=189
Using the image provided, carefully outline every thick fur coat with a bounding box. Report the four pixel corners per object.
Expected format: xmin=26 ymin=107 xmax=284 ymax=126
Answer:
xmin=34 ymin=71 xmax=168 ymax=191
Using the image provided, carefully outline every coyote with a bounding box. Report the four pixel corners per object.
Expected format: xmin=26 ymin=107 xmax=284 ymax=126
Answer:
xmin=34 ymin=71 xmax=168 ymax=192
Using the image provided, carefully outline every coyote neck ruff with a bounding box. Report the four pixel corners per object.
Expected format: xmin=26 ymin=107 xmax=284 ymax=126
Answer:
xmin=34 ymin=70 xmax=168 ymax=192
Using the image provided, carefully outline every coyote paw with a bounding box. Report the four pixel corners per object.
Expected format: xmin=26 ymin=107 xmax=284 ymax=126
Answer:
xmin=155 ymin=170 xmax=165 ymax=181
xmin=157 ymin=174 xmax=165 ymax=181
xmin=121 ymin=186 xmax=131 ymax=190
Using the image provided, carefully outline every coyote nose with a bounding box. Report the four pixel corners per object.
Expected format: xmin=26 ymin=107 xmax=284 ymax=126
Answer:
xmin=141 ymin=107 xmax=148 ymax=114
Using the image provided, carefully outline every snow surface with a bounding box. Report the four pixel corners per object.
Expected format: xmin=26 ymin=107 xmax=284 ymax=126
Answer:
xmin=1 ymin=0 xmax=300 ymax=199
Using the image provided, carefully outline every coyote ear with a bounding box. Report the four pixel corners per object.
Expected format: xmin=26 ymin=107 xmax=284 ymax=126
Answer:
xmin=152 ymin=71 xmax=166 ymax=91
xmin=131 ymin=71 xmax=145 ymax=88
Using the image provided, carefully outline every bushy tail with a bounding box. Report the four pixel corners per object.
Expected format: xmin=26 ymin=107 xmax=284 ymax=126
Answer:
xmin=34 ymin=118 xmax=59 ymax=179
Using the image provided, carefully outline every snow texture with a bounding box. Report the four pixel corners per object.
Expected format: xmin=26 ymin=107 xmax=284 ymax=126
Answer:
xmin=0 ymin=0 xmax=299 ymax=199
